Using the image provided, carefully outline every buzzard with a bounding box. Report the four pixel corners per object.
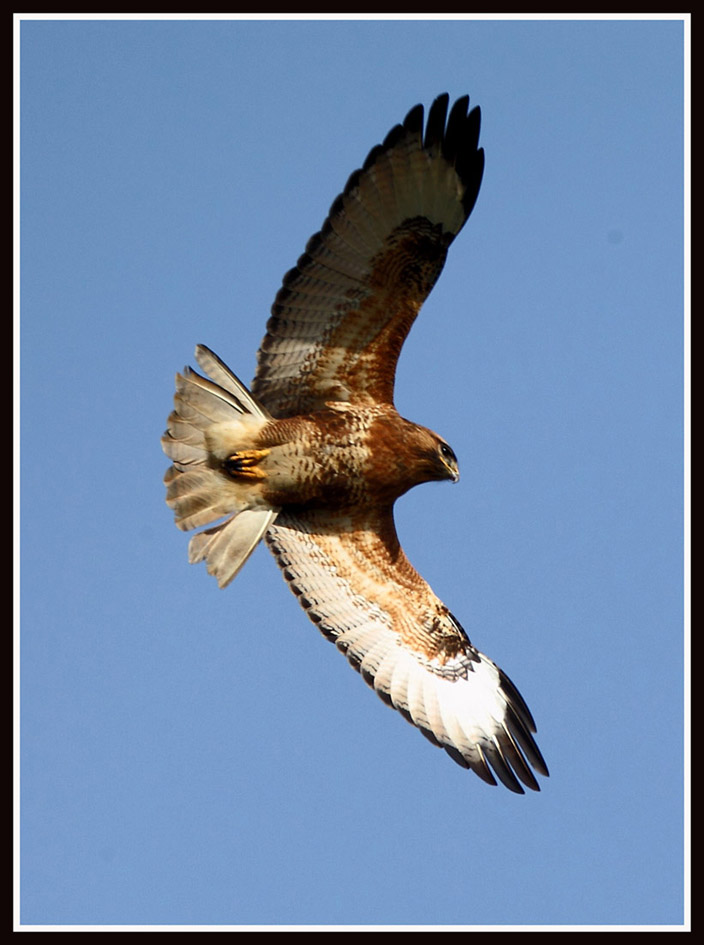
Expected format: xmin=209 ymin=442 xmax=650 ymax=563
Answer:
xmin=162 ymin=94 xmax=549 ymax=793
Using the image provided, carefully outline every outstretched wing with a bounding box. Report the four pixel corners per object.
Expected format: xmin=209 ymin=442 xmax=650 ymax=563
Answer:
xmin=266 ymin=509 xmax=548 ymax=793
xmin=252 ymin=94 xmax=484 ymax=418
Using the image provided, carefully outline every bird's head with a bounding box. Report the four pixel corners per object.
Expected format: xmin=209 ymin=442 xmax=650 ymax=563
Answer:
xmin=436 ymin=438 xmax=460 ymax=483
xmin=434 ymin=435 xmax=460 ymax=482
xmin=409 ymin=425 xmax=460 ymax=486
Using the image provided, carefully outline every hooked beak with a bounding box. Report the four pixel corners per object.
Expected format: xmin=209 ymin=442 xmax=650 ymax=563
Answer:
xmin=442 ymin=458 xmax=460 ymax=483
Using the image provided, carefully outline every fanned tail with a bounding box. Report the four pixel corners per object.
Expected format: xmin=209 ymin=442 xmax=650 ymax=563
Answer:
xmin=162 ymin=345 xmax=278 ymax=587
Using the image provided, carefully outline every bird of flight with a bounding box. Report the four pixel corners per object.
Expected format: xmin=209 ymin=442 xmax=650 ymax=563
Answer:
xmin=162 ymin=94 xmax=548 ymax=793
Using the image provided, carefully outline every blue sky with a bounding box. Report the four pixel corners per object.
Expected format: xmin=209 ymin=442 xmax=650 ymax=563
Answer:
xmin=18 ymin=15 xmax=687 ymax=929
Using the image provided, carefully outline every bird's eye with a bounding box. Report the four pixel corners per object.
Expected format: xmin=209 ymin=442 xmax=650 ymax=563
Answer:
xmin=439 ymin=443 xmax=455 ymax=462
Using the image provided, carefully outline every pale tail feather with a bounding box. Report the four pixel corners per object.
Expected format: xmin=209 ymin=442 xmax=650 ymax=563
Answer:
xmin=188 ymin=507 xmax=278 ymax=588
xmin=193 ymin=345 xmax=271 ymax=419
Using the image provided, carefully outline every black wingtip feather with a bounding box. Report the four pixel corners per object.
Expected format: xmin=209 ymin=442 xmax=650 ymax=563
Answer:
xmin=499 ymin=668 xmax=538 ymax=732
xmin=442 ymin=94 xmax=470 ymax=161
xmin=504 ymin=703 xmax=550 ymax=779
xmin=484 ymin=743 xmax=526 ymax=794
xmin=362 ymin=142 xmax=385 ymax=172
xmin=444 ymin=743 xmax=473 ymax=772
xmin=402 ymin=102 xmax=424 ymax=136
xmin=423 ymin=93 xmax=450 ymax=151
xmin=499 ymin=724 xmax=541 ymax=791
xmin=381 ymin=122 xmax=406 ymax=153
xmin=473 ymin=746 xmax=500 ymax=787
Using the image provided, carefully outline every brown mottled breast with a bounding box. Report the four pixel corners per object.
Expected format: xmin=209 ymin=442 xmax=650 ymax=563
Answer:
xmin=254 ymin=404 xmax=453 ymax=511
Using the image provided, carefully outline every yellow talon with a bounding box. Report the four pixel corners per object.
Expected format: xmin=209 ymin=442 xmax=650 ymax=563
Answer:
xmin=222 ymin=449 xmax=271 ymax=480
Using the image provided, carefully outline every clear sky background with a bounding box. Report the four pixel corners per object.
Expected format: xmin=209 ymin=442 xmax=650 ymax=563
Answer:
xmin=18 ymin=15 xmax=687 ymax=929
